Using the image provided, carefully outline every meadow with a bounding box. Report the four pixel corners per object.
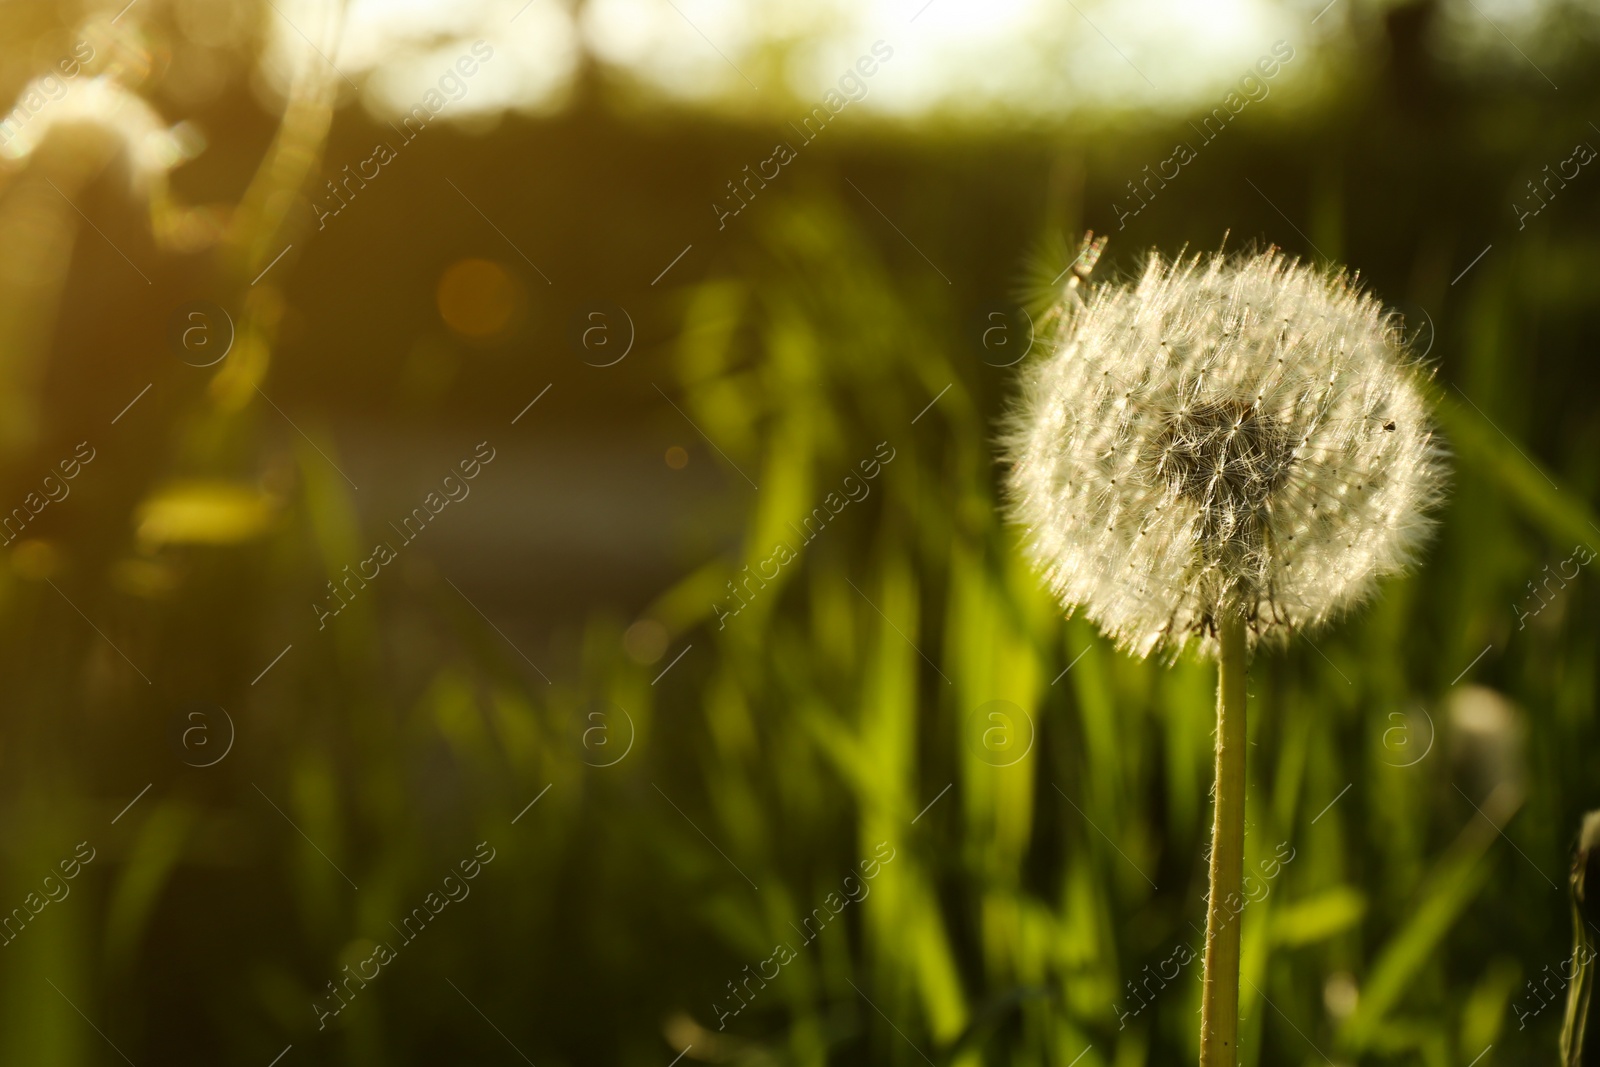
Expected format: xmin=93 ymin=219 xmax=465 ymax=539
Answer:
xmin=0 ymin=2 xmax=1593 ymax=1064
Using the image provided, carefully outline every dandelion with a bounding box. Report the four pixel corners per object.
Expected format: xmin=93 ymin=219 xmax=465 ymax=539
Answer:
xmin=1007 ymin=243 xmax=1445 ymax=658
xmin=1005 ymin=239 xmax=1447 ymax=1066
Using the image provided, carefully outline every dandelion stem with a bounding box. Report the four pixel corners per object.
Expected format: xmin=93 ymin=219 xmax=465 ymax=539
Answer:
xmin=1200 ymin=612 xmax=1248 ymax=1067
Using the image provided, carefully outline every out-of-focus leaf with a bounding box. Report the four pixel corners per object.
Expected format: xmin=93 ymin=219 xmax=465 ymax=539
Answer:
xmin=1272 ymin=885 xmax=1367 ymax=946
xmin=103 ymin=802 xmax=197 ymax=973
xmin=1435 ymin=390 xmax=1600 ymax=552
xmin=135 ymin=480 xmax=277 ymax=545
xmin=1338 ymin=789 xmax=1511 ymax=1052
xmin=1462 ymin=957 xmax=1521 ymax=1059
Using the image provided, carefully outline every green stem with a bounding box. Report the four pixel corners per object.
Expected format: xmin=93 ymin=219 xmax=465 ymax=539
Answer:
xmin=1200 ymin=613 xmax=1248 ymax=1067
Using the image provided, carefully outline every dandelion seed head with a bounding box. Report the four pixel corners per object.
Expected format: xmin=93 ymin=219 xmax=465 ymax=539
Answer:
xmin=1003 ymin=248 xmax=1447 ymax=658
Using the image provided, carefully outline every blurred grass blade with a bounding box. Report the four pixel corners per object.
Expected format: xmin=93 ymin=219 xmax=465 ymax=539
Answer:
xmin=104 ymin=802 xmax=196 ymax=974
xmin=1434 ymin=391 xmax=1600 ymax=551
xmin=1561 ymin=811 xmax=1600 ymax=1066
xmin=1272 ymin=886 xmax=1367 ymax=947
xmin=1338 ymin=785 xmax=1516 ymax=1052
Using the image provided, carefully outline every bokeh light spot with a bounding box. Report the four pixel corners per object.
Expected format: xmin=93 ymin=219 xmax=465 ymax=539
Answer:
xmin=10 ymin=539 xmax=60 ymax=580
xmin=437 ymin=258 xmax=520 ymax=340
xmin=623 ymin=619 xmax=669 ymax=664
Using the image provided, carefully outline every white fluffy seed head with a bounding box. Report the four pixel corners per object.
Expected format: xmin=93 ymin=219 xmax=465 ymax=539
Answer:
xmin=1003 ymin=248 xmax=1448 ymax=659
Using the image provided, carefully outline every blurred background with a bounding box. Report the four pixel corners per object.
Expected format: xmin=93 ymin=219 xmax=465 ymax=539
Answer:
xmin=0 ymin=0 xmax=1596 ymax=1063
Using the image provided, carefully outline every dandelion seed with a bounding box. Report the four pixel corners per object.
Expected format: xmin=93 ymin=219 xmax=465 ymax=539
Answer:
xmin=1004 ymin=245 xmax=1447 ymax=659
